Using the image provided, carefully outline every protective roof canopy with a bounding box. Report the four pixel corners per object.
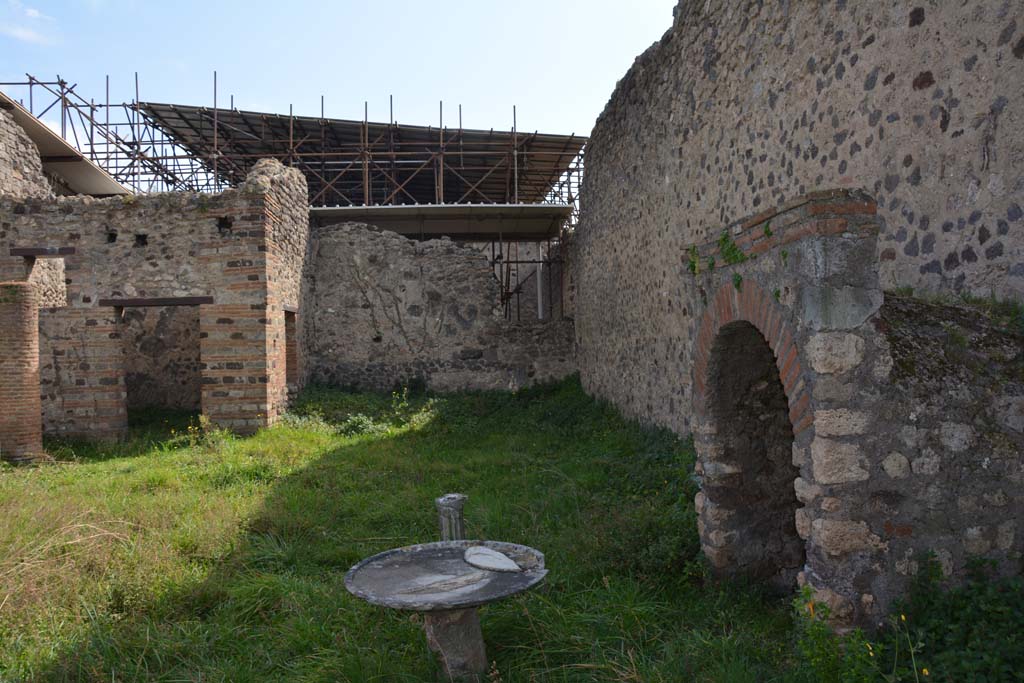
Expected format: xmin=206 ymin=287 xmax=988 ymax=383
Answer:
xmin=1 ymin=91 xmax=129 ymax=197
xmin=139 ymin=102 xmax=584 ymax=207
xmin=311 ymin=203 xmax=572 ymax=241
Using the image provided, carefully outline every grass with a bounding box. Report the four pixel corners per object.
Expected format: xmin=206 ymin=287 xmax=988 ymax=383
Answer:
xmin=0 ymin=378 xmax=1019 ymax=681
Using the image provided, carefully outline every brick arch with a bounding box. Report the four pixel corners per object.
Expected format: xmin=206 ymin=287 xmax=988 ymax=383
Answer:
xmin=691 ymin=281 xmax=812 ymax=589
xmin=692 ymin=281 xmax=811 ymax=435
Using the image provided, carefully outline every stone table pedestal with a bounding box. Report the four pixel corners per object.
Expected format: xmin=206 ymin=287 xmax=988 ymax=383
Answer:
xmin=345 ymin=494 xmax=547 ymax=683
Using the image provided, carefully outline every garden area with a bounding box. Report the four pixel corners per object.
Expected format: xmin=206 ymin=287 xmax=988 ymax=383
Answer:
xmin=0 ymin=378 xmax=1020 ymax=682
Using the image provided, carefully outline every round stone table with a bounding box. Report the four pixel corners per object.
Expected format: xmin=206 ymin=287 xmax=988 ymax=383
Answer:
xmin=345 ymin=539 xmax=547 ymax=682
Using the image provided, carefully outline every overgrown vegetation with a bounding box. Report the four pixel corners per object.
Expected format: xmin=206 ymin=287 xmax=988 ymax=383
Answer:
xmin=794 ymin=556 xmax=1024 ymax=682
xmin=890 ymin=287 xmax=1024 ymax=336
xmin=0 ymin=378 xmax=1020 ymax=681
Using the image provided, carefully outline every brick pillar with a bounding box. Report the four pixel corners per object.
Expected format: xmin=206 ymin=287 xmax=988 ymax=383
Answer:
xmin=0 ymin=281 xmax=43 ymax=463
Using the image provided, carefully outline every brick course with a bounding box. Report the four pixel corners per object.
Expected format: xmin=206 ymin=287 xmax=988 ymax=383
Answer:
xmin=0 ymin=281 xmax=43 ymax=462
xmin=0 ymin=160 xmax=310 ymax=436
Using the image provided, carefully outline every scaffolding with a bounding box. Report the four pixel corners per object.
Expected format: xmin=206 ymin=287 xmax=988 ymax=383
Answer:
xmin=1 ymin=72 xmax=583 ymax=321
xmin=0 ymin=73 xmax=584 ymax=223
xmin=0 ymin=74 xmax=227 ymax=194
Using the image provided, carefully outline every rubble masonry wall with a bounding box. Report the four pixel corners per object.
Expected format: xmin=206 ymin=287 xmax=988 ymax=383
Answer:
xmin=303 ymin=222 xmax=575 ymax=392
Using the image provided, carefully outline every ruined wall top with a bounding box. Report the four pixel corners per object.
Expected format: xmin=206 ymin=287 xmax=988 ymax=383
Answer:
xmin=0 ymin=108 xmax=53 ymax=200
xmin=585 ymin=0 xmax=1023 ymax=296
xmin=240 ymin=158 xmax=306 ymax=198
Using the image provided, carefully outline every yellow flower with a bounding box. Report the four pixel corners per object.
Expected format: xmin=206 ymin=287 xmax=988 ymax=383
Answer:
xmin=807 ymin=602 xmax=815 ymax=618
xmin=900 ymin=613 xmax=906 ymax=622
xmin=922 ymin=668 xmax=929 ymax=676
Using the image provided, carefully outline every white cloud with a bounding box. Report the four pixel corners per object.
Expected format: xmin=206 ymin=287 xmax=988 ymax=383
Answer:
xmin=24 ymin=7 xmax=54 ymax=21
xmin=1 ymin=0 xmax=56 ymax=43
xmin=0 ymin=21 xmax=53 ymax=44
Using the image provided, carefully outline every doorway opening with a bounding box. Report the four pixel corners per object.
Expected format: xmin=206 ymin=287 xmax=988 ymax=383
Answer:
xmin=702 ymin=320 xmax=804 ymax=590
xmin=121 ymin=305 xmax=202 ymax=426
xmin=285 ymin=310 xmax=298 ymax=388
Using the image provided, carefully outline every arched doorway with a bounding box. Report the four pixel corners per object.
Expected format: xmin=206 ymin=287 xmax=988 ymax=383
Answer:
xmin=698 ymin=320 xmax=804 ymax=591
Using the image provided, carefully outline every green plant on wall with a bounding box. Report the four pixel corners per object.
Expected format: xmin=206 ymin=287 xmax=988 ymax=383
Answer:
xmin=706 ymin=256 xmax=715 ymax=272
xmin=773 ymin=288 xmax=781 ymax=302
xmin=687 ymin=245 xmax=701 ymax=276
xmin=763 ymin=221 xmax=773 ymax=238
xmin=718 ymin=230 xmax=748 ymax=265
xmin=732 ymin=273 xmax=743 ymax=291
xmin=780 ymin=249 xmax=789 ymax=267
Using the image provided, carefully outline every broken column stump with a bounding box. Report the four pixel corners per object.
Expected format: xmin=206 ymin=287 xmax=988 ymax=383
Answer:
xmin=427 ymin=493 xmax=486 ymax=682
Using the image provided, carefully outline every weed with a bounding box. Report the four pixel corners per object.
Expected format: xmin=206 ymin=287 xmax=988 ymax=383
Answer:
xmin=687 ymin=245 xmax=701 ymax=275
xmin=718 ymin=230 xmax=748 ymax=265
xmin=793 ymin=553 xmax=1023 ymax=682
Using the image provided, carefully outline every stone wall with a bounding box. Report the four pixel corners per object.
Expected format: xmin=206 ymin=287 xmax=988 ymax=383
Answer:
xmin=303 ymin=222 xmax=575 ymax=391
xmin=577 ymin=0 xmax=1024 ymax=434
xmin=121 ymin=306 xmax=202 ymax=411
xmin=0 ymin=108 xmax=51 ymax=200
xmin=0 ymin=160 xmax=310 ymax=436
xmin=584 ymin=186 xmax=1023 ymax=628
xmin=1 ymin=107 xmax=66 ymax=308
xmin=873 ymin=294 xmax=1022 ymax=597
xmin=559 ymin=232 xmax=576 ymax=320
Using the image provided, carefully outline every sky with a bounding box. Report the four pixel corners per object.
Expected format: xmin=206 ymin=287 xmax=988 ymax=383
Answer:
xmin=1 ymin=0 xmax=675 ymax=139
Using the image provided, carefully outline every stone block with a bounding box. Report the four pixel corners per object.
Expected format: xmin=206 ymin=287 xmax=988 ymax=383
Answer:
xmin=795 ymin=507 xmax=812 ymax=539
xmin=939 ymin=422 xmax=974 ymax=452
xmin=811 ymin=519 xmax=885 ymax=556
xmin=963 ymin=526 xmax=990 ymax=555
xmin=997 ymin=521 xmax=1015 ymax=551
xmin=811 ymin=437 xmax=869 ymax=484
xmin=799 ymin=285 xmax=882 ymax=331
xmin=881 ymin=451 xmax=910 ymax=478
xmin=805 ymin=332 xmax=865 ymax=375
xmin=911 ymin=451 xmax=941 ymax=475
xmin=820 ymin=497 xmax=842 ymax=512
xmin=794 ymin=476 xmax=821 ymax=503
xmin=994 ymin=395 xmax=1024 ymax=433
xmin=814 ymin=408 xmax=869 ymax=436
